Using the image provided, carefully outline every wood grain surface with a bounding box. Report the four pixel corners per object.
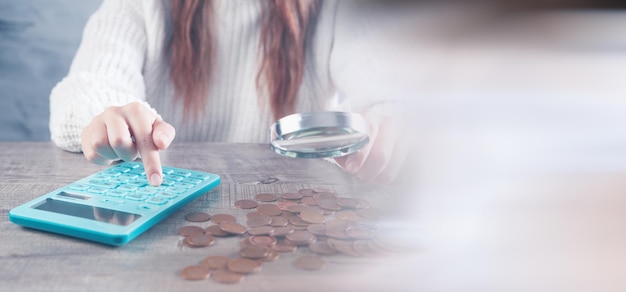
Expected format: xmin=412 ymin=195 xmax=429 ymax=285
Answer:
xmin=0 ymin=142 xmax=415 ymax=291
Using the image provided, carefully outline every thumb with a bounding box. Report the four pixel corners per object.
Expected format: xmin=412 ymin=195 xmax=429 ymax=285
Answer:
xmin=152 ymin=119 xmax=176 ymax=150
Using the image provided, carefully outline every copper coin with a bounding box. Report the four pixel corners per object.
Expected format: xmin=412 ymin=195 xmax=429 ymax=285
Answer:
xmin=249 ymin=235 xmax=278 ymax=247
xmin=298 ymin=188 xmax=316 ymax=196
xmin=281 ymin=192 xmax=303 ymax=200
xmin=306 ymin=224 xmax=327 ymax=236
xmin=246 ymin=211 xmax=264 ymax=219
xmin=299 ymin=208 xmax=325 ymax=224
xmin=205 ymin=225 xmax=231 ymax=237
xmin=269 ymin=226 xmax=295 ymax=237
xmin=239 ymin=245 xmax=271 ymax=259
xmin=269 ymin=216 xmax=289 ymax=227
xmin=273 ymin=239 xmax=298 ymax=253
xmin=346 ymin=225 xmax=375 ymax=240
xmin=178 ymin=225 xmax=205 ymax=237
xmin=185 ymin=234 xmax=216 ymax=247
xmin=309 ymin=240 xmax=337 ymax=255
xmin=314 ymin=192 xmax=337 ymax=201
xmin=288 ymin=216 xmax=310 ymax=227
xmin=325 ymin=219 xmax=350 ymax=226
xmin=184 ymin=212 xmax=211 ymax=222
xmin=336 ymin=197 xmax=360 ymax=209
xmin=202 ymin=255 xmax=230 ymax=270
xmin=279 ymin=211 xmax=296 ymax=219
xmin=210 ymin=213 xmax=237 ymax=224
xmin=246 ymin=215 xmax=272 ymax=227
xmin=255 ymin=193 xmax=279 ymax=202
xmin=257 ymin=204 xmax=282 ymax=216
xmin=227 ymin=258 xmax=262 ymax=274
xmin=219 ymin=222 xmax=247 ymax=235
xmin=335 ymin=210 xmax=359 ymax=221
xmin=300 ymin=196 xmax=318 ymax=206
xmin=277 ymin=200 xmax=298 ymax=212
xmin=352 ymin=240 xmax=381 ymax=257
xmin=248 ymin=226 xmax=275 ymax=236
xmin=180 ymin=265 xmax=211 ymax=280
xmin=326 ymin=225 xmax=351 ymax=240
xmin=258 ymin=249 xmax=280 ymax=262
xmin=285 ymin=230 xmax=317 ymax=245
xmin=240 ymin=237 xmax=254 ymax=247
xmin=212 ymin=269 xmax=245 ymax=284
xmin=328 ymin=239 xmax=361 ymax=257
xmin=234 ymin=199 xmax=258 ymax=209
xmin=294 ymin=256 xmax=326 ymax=271
xmin=286 ymin=204 xmax=308 ymax=214
xmin=356 ymin=207 xmax=383 ymax=219
xmin=355 ymin=198 xmax=371 ymax=209
xmin=318 ymin=198 xmax=341 ymax=211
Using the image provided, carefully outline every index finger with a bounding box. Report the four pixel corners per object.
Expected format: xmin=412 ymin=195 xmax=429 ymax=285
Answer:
xmin=125 ymin=109 xmax=162 ymax=186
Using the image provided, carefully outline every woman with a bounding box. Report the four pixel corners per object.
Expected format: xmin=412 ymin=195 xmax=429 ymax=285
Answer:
xmin=50 ymin=0 xmax=406 ymax=185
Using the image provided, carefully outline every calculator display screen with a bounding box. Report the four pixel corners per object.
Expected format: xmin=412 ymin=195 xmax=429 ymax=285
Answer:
xmin=34 ymin=198 xmax=141 ymax=226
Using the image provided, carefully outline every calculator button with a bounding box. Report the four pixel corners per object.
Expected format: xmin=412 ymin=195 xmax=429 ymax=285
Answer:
xmin=109 ymin=177 xmax=129 ymax=184
xmin=162 ymin=167 xmax=175 ymax=175
xmin=88 ymin=180 xmax=119 ymax=189
xmin=177 ymin=182 xmax=195 ymax=189
xmin=190 ymin=173 xmax=210 ymax=180
xmin=126 ymin=194 xmax=148 ymax=201
xmin=126 ymin=181 xmax=146 ymax=188
xmin=129 ymin=168 xmax=146 ymax=176
xmin=145 ymin=197 xmax=168 ymax=205
xmin=136 ymin=188 xmax=158 ymax=196
xmin=106 ymin=190 xmax=126 ymax=198
xmin=120 ymin=163 xmax=139 ymax=169
xmin=166 ymin=175 xmax=184 ymax=182
xmin=182 ymin=177 xmax=201 ymax=185
xmin=157 ymin=192 xmax=178 ymax=199
xmin=161 ymin=179 xmax=176 ymax=187
xmin=117 ymin=185 xmax=138 ymax=192
xmin=68 ymin=184 xmax=90 ymax=191
xmin=87 ymin=187 xmax=107 ymax=194
xmin=120 ymin=173 xmax=139 ymax=180
xmin=167 ymin=187 xmax=187 ymax=194
xmin=172 ymin=170 xmax=191 ymax=177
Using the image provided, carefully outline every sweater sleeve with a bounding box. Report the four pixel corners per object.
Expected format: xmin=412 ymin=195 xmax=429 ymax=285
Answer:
xmin=49 ymin=0 xmax=158 ymax=152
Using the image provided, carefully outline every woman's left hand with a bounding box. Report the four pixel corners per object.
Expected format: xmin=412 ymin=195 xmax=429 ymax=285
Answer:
xmin=334 ymin=109 xmax=409 ymax=184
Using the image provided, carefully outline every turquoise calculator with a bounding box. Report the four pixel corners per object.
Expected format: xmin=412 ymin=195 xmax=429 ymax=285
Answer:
xmin=8 ymin=162 xmax=220 ymax=246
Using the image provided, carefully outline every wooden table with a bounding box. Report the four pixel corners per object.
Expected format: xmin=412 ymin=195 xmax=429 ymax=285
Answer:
xmin=0 ymin=142 xmax=413 ymax=291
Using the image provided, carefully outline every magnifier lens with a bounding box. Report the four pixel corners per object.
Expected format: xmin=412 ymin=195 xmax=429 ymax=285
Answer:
xmin=270 ymin=112 xmax=370 ymax=159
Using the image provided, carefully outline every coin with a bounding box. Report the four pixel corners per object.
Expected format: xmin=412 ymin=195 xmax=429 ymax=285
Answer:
xmin=269 ymin=216 xmax=289 ymax=227
xmin=325 ymin=225 xmax=351 ymax=240
xmin=314 ymin=192 xmax=337 ymax=201
xmin=210 ymin=213 xmax=237 ymax=224
xmin=346 ymin=225 xmax=375 ymax=240
xmin=219 ymin=222 xmax=247 ymax=235
xmin=300 ymin=196 xmax=318 ymax=206
xmin=336 ymin=197 xmax=360 ymax=209
xmin=299 ymin=208 xmax=325 ymax=224
xmin=285 ymin=230 xmax=317 ymax=245
xmin=356 ymin=207 xmax=383 ymax=219
xmin=249 ymin=235 xmax=278 ymax=248
xmin=202 ymin=255 xmax=230 ymax=270
xmin=258 ymin=249 xmax=280 ymax=262
xmin=352 ymin=240 xmax=381 ymax=257
xmin=234 ymin=199 xmax=259 ymax=209
xmin=212 ymin=269 xmax=245 ymax=284
xmin=306 ymin=224 xmax=327 ymax=236
xmin=281 ymin=192 xmax=303 ymax=200
xmin=328 ymin=239 xmax=361 ymax=257
xmin=184 ymin=212 xmax=211 ymax=222
xmin=277 ymin=200 xmax=298 ymax=212
xmin=178 ymin=225 xmax=205 ymax=237
xmin=246 ymin=211 xmax=264 ymax=219
xmin=205 ymin=225 xmax=231 ymax=237
xmin=313 ymin=188 xmax=335 ymax=194
xmin=180 ymin=265 xmax=211 ymax=280
xmin=318 ymin=198 xmax=341 ymax=211
xmin=227 ymin=258 xmax=262 ymax=274
xmin=257 ymin=204 xmax=282 ymax=216
xmin=269 ymin=226 xmax=295 ymax=237
xmin=273 ymin=239 xmax=298 ymax=253
xmin=294 ymin=256 xmax=325 ymax=271
xmin=239 ymin=245 xmax=271 ymax=259
xmin=255 ymin=193 xmax=278 ymax=202
xmin=248 ymin=226 xmax=275 ymax=236
xmin=298 ymin=188 xmax=316 ymax=196
xmin=184 ymin=234 xmax=216 ymax=247
xmin=246 ymin=215 xmax=272 ymax=227
xmin=286 ymin=204 xmax=308 ymax=214
xmin=308 ymin=241 xmax=337 ymax=255
xmin=335 ymin=210 xmax=359 ymax=221
xmin=355 ymin=198 xmax=371 ymax=209
xmin=288 ymin=216 xmax=310 ymax=227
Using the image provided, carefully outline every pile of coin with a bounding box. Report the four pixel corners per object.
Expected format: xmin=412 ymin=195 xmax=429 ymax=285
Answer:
xmin=178 ymin=188 xmax=391 ymax=284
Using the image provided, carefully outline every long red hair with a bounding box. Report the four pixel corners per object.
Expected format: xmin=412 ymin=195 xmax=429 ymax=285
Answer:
xmin=168 ymin=0 xmax=321 ymax=121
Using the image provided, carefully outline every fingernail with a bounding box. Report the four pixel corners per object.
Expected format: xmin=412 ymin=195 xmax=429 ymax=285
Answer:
xmin=150 ymin=173 xmax=162 ymax=186
xmin=346 ymin=159 xmax=359 ymax=174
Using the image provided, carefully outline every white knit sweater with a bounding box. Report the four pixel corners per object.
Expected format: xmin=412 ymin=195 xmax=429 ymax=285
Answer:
xmin=50 ymin=0 xmax=386 ymax=152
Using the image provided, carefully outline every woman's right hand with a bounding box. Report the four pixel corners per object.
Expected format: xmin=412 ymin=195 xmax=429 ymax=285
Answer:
xmin=81 ymin=102 xmax=176 ymax=186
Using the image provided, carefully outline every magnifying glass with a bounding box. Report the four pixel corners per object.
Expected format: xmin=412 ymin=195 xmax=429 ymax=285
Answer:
xmin=269 ymin=112 xmax=370 ymax=158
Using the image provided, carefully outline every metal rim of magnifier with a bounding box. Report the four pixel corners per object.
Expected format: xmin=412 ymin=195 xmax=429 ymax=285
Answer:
xmin=269 ymin=111 xmax=370 ymax=159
